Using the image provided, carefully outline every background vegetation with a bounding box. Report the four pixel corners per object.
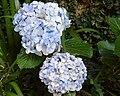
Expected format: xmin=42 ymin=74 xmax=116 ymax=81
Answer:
xmin=0 ymin=0 xmax=120 ymax=96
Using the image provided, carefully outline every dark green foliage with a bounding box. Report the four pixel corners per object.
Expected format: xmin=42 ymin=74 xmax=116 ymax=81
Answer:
xmin=115 ymin=35 xmax=120 ymax=57
xmin=68 ymin=0 xmax=120 ymax=43
xmin=65 ymin=38 xmax=93 ymax=58
xmin=106 ymin=17 xmax=120 ymax=36
xmin=97 ymin=17 xmax=120 ymax=96
xmin=16 ymin=49 xmax=45 ymax=69
xmin=89 ymin=77 xmax=104 ymax=96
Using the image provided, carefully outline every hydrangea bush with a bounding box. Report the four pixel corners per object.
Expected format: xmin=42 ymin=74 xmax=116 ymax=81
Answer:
xmin=13 ymin=1 xmax=70 ymax=56
xmin=39 ymin=52 xmax=87 ymax=95
xmin=12 ymin=1 xmax=87 ymax=96
xmin=1 ymin=0 xmax=120 ymax=96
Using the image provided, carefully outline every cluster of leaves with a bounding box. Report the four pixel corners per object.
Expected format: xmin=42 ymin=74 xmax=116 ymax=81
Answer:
xmin=0 ymin=0 xmax=21 ymax=95
xmin=67 ymin=0 xmax=120 ymax=43
xmin=97 ymin=17 xmax=120 ymax=95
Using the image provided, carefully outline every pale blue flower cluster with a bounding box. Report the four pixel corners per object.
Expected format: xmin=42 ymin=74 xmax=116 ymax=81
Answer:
xmin=39 ymin=52 xmax=87 ymax=95
xmin=13 ymin=1 xmax=70 ymax=56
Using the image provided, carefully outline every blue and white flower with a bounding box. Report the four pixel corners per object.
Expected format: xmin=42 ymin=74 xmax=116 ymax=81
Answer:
xmin=13 ymin=1 xmax=70 ymax=56
xmin=39 ymin=52 xmax=87 ymax=95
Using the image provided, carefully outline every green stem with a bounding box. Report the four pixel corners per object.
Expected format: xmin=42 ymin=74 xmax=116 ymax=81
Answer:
xmin=2 ymin=0 xmax=15 ymax=63
xmin=62 ymin=31 xmax=66 ymax=52
xmin=94 ymin=65 xmax=105 ymax=81
xmin=9 ymin=0 xmax=15 ymax=16
xmin=7 ymin=59 xmax=17 ymax=74
xmin=0 ymin=29 xmax=6 ymax=42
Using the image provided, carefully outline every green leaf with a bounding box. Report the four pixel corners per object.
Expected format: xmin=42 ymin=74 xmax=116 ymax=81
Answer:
xmin=115 ymin=35 xmax=120 ymax=57
xmin=106 ymin=17 xmax=120 ymax=36
xmin=2 ymin=0 xmax=16 ymax=63
xmin=62 ymin=31 xmax=67 ymax=52
xmin=0 ymin=39 xmax=8 ymax=61
xmin=97 ymin=41 xmax=116 ymax=57
xmin=65 ymin=39 xmax=93 ymax=58
xmin=0 ymin=29 xmax=6 ymax=42
xmin=90 ymin=78 xmax=94 ymax=84
xmin=66 ymin=28 xmax=83 ymax=42
xmin=16 ymin=49 xmax=45 ymax=69
xmin=9 ymin=0 xmax=15 ymax=16
xmin=10 ymin=81 xmax=23 ymax=96
xmin=97 ymin=40 xmax=114 ymax=51
xmin=64 ymin=92 xmax=76 ymax=96
xmin=6 ymin=91 xmax=17 ymax=96
xmin=76 ymin=28 xmax=99 ymax=33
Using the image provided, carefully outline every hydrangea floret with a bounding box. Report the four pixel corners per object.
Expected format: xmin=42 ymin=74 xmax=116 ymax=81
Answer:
xmin=39 ymin=52 xmax=87 ymax=95
xmin=13 ymin=1 xmax=71 ymax=56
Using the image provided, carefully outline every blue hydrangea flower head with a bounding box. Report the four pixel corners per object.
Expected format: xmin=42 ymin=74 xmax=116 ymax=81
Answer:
xmin=13 ymin=1 xmax=71 ymax=56
xmin=39 ymin=52 xmax=87 ymax=95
